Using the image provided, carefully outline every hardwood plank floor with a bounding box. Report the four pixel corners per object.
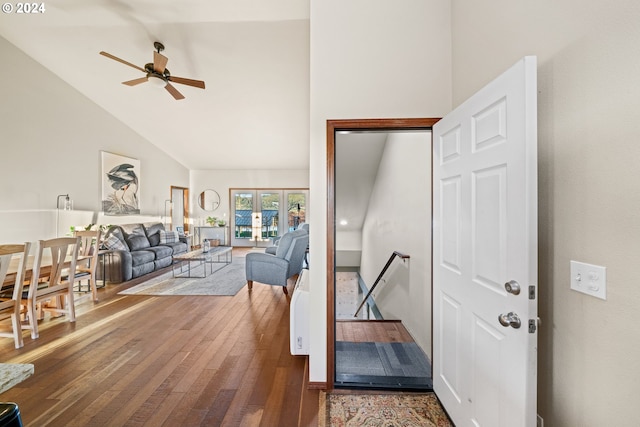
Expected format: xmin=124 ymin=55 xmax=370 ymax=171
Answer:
xmin=0 ymin=250 xmax=319 ymax=427
xmin=335 ymin=320 xmax=414 ymax=343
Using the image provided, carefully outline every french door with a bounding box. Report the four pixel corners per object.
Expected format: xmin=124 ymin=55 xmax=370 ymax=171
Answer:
xmin=230 ymin=189 xmax=308 ymax=247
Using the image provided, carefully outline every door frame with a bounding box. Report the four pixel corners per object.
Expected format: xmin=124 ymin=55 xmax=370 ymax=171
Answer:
xmin=170 ymin=186 xmax=189 ymax=233
xmin=326 ymin=118 xmax=440 ymax=389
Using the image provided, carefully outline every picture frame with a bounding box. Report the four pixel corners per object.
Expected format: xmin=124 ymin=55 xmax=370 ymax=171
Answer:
xmin=101 ymin=151 xmax=141 ymax=215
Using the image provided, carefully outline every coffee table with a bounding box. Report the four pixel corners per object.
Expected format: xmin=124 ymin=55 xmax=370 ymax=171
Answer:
xmin=172 ymin=246 xmax=233 ymax=278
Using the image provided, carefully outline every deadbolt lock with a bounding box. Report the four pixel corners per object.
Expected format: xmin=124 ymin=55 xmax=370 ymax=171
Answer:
xmin=504 ymin=280 xmax=521 ymax=295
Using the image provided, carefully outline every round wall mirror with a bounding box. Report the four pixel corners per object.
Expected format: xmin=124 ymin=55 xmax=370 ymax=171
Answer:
xmin=198 ymin=189 xmax=220 ymax=211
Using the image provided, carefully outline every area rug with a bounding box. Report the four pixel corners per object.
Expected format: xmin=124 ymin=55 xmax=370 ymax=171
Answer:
xmin=118 ymin=258 xmax=246 ymax=296
xmin=319 ymin=392 xmax=452 ymax=427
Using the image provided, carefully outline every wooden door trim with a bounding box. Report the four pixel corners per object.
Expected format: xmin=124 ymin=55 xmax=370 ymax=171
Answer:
xmin=326 ymin=117 xmax=440 ymax=390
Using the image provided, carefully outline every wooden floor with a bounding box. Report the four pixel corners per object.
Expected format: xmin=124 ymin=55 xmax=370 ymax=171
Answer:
xmin=335 ymin=320 xmax=414 ymax=343
xmin=0 ymin=249 xmax=319 ymax=427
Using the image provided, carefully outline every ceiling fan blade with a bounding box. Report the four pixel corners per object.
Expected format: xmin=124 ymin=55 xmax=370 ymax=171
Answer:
xmin=168 ymin=76 xmax=206 ymax=89
xmin=165 ymin=82 xmax=185 ymax=100
xmin=122 ymin=77 xmax=149 ymax=86
xmin=154 ymin=51 xmax=168 ymax=73
xmin=99 ymin=51 xmax=146 ymax=73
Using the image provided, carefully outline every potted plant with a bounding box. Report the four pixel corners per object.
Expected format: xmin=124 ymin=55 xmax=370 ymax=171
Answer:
xmin=206 ymin=216 xmax=218 ymax=226
xmin=217 ymin=219 xmax=226 ymax=227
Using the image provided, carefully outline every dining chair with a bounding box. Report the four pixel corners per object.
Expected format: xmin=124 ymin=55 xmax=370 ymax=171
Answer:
xmin=22 ymin=237 xmax=80 ymax=340
xmin=0 ymin=243 xmax=31 ymax=348
xmin=72 ymin=229 xmax=102 ymax=302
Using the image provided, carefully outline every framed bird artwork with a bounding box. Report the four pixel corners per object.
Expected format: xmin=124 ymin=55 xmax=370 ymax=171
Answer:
xmin=101 ymin=151 xmax=141 ymax=215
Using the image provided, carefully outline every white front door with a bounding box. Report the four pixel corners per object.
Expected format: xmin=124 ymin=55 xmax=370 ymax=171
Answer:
xmin=433 ymin=56 xmax=538 ymax=426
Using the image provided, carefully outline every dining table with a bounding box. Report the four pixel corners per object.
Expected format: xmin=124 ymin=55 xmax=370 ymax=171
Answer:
xmin=2 ymin=254 xmax=90 ymax=288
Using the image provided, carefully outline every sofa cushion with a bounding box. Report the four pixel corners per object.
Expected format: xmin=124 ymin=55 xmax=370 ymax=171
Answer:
xmin=104 ymin=234 xmax=128 ymax=251
xmin=145 ymin=245 xmax=173 ymax=260
xmin=164 ymin=241 xmax=188 ymax=256
xmin=130 ymin=250 xmax=155 ymax=266
xmin=145 ymin=222 xmax=165 ymax=246
xmin=132 ymin=262 xmax=155 ymax=279
xmin=122 ymin=224 xmax=151 ymax=251
xmin=154 ymin=256 xmax=172 ymax=270
xmin=159 ymin=230 xmax=180 ymax=244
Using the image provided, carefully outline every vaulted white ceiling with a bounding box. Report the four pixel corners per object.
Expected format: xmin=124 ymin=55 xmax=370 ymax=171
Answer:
xmin=0 ymin=0 xmax=310 ymax=170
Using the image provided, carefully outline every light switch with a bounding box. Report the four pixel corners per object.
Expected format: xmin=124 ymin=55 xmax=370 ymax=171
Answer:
xmin=570 ymin=261 xmax=606 ymax=300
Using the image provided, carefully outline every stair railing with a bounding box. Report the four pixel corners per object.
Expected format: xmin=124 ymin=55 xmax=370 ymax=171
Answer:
xmin=353 ymin=251 xmax=410 ymax=318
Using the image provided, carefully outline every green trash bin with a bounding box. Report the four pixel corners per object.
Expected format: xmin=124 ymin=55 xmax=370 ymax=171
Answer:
xmin=0 ymin=403 xmax=22 ymax=427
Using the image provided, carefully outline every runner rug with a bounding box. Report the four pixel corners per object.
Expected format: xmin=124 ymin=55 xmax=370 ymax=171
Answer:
xmin=118 ymin=258 xmax=246 ymax=296
xmin=319 ymin=391 xmax=452 ymax=427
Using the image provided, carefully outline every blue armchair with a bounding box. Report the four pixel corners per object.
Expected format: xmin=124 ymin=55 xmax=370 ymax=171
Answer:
xmin=246 ymin=228 xmax=309 ymax=294
xmin=266 ymin=223 xmax=309 ymax=255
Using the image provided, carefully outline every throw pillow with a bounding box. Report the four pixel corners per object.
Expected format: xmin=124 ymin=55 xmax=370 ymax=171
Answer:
xmin=159 ymin=230 xmax=179 ymax=244
xmin=104 ymin=234 xmax=128 ymax=251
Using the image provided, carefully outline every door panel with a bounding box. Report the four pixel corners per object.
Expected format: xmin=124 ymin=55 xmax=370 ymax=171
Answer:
xmin=472 ymin=165 xmax=507 ymax=292
xmin=440 ymin=176 xmax=462 ymax=273
xmin=433 ymin=56 xmax=538 ymax=426
xmin=471 ymin=316 xmax=504 ymax=425
xmin=439 ymin=293 xmax=462 ymax=402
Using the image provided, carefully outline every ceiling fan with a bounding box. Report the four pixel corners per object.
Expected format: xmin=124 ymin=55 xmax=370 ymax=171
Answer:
xmin=99 ymin=42 xmax=205 ymax=100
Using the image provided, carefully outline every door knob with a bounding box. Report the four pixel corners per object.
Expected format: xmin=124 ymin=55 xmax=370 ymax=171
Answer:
xmin=504 ymin=280 xmax=521 ymax=295
xmin=498 ymin=312 xmax=521 ymax=329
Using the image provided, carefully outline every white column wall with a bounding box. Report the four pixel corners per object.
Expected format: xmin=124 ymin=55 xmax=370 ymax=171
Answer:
xmin=309 ymin=0 xmax=451 ymax=383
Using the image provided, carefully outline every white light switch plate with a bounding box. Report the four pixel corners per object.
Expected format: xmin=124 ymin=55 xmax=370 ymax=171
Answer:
xmin=570 ymin=261 xmax=606 ymax=300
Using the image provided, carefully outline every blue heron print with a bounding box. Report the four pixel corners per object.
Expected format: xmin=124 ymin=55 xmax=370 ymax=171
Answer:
xmin=103 ymin=162 xmax=140 ymax=215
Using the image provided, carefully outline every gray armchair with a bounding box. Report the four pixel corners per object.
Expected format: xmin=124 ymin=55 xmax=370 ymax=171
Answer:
xmin=266 ymin=223 xmax=309 ymax=255
xmin=246 ymin=228 xmax=309 ymax=294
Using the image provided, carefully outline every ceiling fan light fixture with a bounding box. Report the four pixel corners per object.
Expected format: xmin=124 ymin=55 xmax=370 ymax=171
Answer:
xmin=100 ymin=43 xmax=205 ymax=100
xmin=148 ymin=75 xmax=167 ymax=88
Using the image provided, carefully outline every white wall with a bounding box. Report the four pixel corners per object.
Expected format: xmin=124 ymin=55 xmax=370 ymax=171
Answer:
xmin=309 ymin=0 xmax=451 ymax=383
xmin=190 ymin=169 xmax=309 ymax=225
xmin=0 ymin=36 xmax=189 ymax=244
xmin=451 ymin=1 xmax=640 ymax=425
xmin=359 ymin=131 xmax=432 ymax=354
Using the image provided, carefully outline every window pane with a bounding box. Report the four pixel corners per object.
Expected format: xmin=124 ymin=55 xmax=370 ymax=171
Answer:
xmin=287 ymin=193 xmax=306 ymax=231
xmin=235 ymin=193 xmax=253 ymax=239
xmin=261 ymin=193 xmax=279 ymax=239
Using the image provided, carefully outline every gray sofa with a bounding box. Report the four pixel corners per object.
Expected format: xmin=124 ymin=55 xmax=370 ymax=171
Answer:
xmin=100 ymin=222 xmax=189 ymax=283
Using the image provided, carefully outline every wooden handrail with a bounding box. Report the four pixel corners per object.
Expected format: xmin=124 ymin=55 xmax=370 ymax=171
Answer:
xmin=353 ymin=251 xmax=410 ymax=317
